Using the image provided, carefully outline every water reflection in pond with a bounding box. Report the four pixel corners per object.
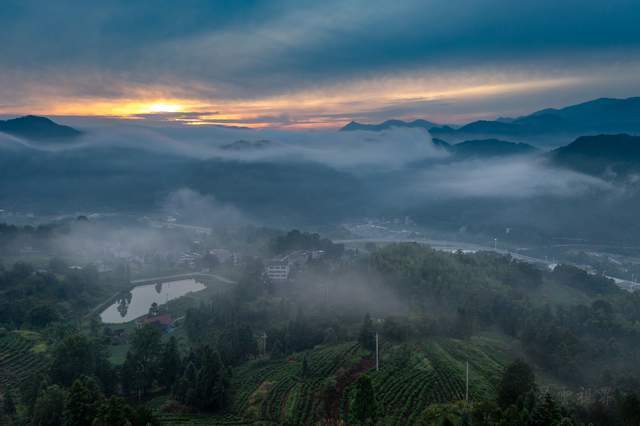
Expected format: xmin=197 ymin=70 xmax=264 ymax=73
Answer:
xmin=100 ymin=278 xmax=206 ymax=324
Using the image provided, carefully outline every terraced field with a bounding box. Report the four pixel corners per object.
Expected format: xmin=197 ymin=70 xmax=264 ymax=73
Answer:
xmin=232 ymin=342 xmax=364 ymax=425
xmin=367 ymin=337 xmax=507 ymax=425
xmin=156 ymin=336 xmax=510 ymax=425
xmin=0 ymin=331 xmax=48 ymax=389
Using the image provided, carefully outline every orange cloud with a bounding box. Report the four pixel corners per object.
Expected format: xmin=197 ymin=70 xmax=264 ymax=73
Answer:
xmin=0 ymin=74 xmax=585 ymax=128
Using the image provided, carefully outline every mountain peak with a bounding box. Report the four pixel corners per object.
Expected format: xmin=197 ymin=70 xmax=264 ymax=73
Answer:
xmin=0 ymin=115 xmax=82 ymax=141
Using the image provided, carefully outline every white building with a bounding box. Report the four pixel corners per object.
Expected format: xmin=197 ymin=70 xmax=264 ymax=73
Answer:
xmin=265 ymin=260 xmax=290 ymax=281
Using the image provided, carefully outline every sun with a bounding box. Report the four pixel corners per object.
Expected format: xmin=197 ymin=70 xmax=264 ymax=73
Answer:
xmin=146 ymin=102 xmax=184 ymax=113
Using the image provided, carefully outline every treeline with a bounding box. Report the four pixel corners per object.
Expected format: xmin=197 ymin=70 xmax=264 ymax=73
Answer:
xmin=473 ymin=359 xmax=640 ymax=426
xmin=1 ymin=332 xmax=152 ymax=425
xmin=184 ymin=294 xmax=328 ymax=364
xmin=369 ymin=244 xmax=640 ymax=384
xmin=270 ymin=229 xmax=344 ymax=257
xmin=0 ymin=222 xmax=68 ymax=255
xmin=1 ymin=324 xmax=231 ymax=425
xmin=0 ymin=260 xmax=106 ymax=328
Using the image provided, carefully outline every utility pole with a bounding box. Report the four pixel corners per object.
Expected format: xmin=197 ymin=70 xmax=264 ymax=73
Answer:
xmin=324 ymin=283 xmax=328 ymax=305
xmin=465 ymin=360 xmax=469 ymax=405
xmin=262 ymin=331 xmax=268 ymax=356
xmin=375 ymin=332 xmax=379 ymax=371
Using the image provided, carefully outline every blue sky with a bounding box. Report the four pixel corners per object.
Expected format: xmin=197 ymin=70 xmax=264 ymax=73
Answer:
xmin=1 ymin=0 xmax=639 ymax=127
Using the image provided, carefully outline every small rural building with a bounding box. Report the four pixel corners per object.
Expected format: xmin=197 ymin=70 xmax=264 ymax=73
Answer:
xmin=137 ymin=313 xmax=173 ymax=332
xmin=265 ymin=260 xmax=290 ymax=281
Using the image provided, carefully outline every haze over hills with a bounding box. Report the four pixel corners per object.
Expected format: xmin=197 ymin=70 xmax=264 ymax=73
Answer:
xmin=2 ymin=112 xmax=640 ymax=242
xmin=0 ymin=115 xmax=82 ymax=141
xmin=342 ymin=97 xmax=640 ymax=146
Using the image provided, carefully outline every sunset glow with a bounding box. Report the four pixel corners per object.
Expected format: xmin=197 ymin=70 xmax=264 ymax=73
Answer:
xmin=0 ymin=75 xmax=586 ymax=129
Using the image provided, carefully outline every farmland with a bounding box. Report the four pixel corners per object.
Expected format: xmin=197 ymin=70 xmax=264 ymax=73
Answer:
xmin=155 ymin=336 xmax=510 ymax=425
xmin=0 ymin=330 xmax=48 ymax=390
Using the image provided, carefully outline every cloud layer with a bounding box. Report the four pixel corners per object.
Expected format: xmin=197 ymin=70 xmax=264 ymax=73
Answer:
xmin=1 ymin=1 xmax=639 ymax=125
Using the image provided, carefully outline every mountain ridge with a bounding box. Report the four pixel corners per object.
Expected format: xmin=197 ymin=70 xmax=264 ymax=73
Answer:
xmin=340 ymin=97 xmax=640 ymax=144
xmin=0 ymin=115 xmax=82 ymax=141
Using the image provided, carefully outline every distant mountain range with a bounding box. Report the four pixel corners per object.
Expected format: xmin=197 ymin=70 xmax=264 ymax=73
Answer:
xmin=342 ymin=119 xmax=440 ymax=132
xmin=221 ymin=139 xmax=274 ymax=151
xmin=342 ymin=97 xmax=640 ymax=145
xmin=439 ymin=134 xmax=640 ymax=177
xmin=0 ymin=115 xmax=81 ymax=141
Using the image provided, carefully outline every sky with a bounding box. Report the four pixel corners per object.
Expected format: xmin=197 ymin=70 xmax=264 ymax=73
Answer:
xmin=1 ymin=0 xmax=640 ymax=128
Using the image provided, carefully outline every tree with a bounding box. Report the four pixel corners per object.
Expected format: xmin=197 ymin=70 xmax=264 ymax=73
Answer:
xmin=92 ymin=396 xmax=135 ymax=426
xmin=31 ymin=385 xmax=66 ymax=426
xmin=28 ymin=304 xmax=60 ymax=328
xmin=173 ymin=346 xmax=229 ymax=412
xmin=64 ymin=376 xmax=104 ymax=426
xmin=133 ymin=405 xmax=160 ymax=426
xmin=2 ymin=385 xmax=16 ymax=417
xmin=619 ymin=391 xmax=640 ymax=426
xmin=497 ymin=359 xmax=536 ymax=408
xmin=148 ymin=302 xmax=160 ymax=317
xmin=174 ymin=360 xmax=198 ymax=406
xmin=351 ymin=375 xmax=377 ymax=425
xmin=529 ymin=393 xmax=561 ymax=426
xmin=126 ymin=324 xmax=163 ymax=398
xmin=49 ymin=334 xmax=100 ymax=387
xmin=20 ymin=372 xmax=49 ymax=415
xmin=192 ymin=347 xmax=228 ymax=411
xmin=159 ymin=336 xmax=182 ymax=390
xmin=237 ymin=324 xmax=258 ymax=361
xmin=358 ymin=313 xmax=376 ymax=352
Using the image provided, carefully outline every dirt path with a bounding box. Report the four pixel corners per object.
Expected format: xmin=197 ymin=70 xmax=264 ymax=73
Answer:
xmin=324 ymin=357 xmax=375 ymax=425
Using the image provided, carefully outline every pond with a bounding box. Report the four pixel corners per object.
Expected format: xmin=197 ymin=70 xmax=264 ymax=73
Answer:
xmin=100 ymin=278 xmax=206 ymax=324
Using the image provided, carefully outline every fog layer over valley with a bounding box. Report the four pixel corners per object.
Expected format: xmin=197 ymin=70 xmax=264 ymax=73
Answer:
xmin=2 ymin=117 xmax=637 ymax=245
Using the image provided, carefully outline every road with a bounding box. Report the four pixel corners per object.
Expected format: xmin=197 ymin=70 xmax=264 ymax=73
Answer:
xmin=130 ymin=272 xmax=236 ymax=285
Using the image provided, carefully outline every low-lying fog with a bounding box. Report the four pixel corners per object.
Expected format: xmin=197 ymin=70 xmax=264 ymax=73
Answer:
xmin=1 ymin=120 xmax=636 ymax=242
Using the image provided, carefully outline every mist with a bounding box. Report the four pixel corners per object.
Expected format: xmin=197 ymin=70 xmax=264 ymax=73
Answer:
xmin=0 ymin=119 xmax=634 ymax=242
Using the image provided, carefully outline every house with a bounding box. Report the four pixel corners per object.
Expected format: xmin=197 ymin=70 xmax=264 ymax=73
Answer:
xmin=265 ymin=260 xmax=290 ymax=281
xmin=137 ymin=314 xmax=173 ymax=332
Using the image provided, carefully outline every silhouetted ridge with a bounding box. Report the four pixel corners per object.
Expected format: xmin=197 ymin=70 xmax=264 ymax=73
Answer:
xmin=340 ymin=118 xmax=439 ymax=132
xmin=550 ymin=134 xmax=640 ymax=177
xmin=0 ymin=115 xmax=81 ymax=140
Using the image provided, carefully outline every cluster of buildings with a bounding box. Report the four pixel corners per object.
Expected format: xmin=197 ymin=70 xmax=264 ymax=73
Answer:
xmin=264 ymin=250 xmax=326 ymax=281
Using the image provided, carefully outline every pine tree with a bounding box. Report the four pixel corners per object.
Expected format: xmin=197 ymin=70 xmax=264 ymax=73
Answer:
xmin=93 ymin=396 xmax=136 ymax=426
xmin=159 ymin=336 xmax=182 ymax=389
xmin=529 ymin=393 xmax=561 ymax=426
xmin=497 ymin=359 xmax=536 ymax=408
xmin=31 ymin=385 xmax=66 ymax=426
xmin=351 ymin=375 xmax=377 ymax=425
xmin=64 ymin=376 xmax=104 ymax=426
